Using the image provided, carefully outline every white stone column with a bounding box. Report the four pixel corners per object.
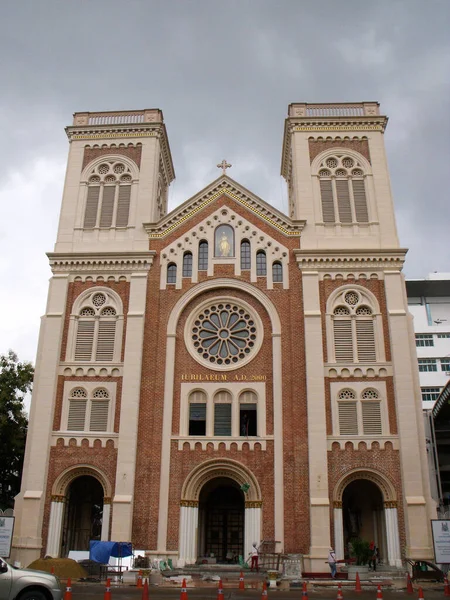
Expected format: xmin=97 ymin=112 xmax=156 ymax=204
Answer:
xmin=272 ymin=334 xmax=284 ymax=551
xmin=101 ymin=501 xmax=111 ymax=541
xmin=244 ymin=504 xmax=262 ymax=560
xmin=111 ymin=270 xmax=149 ymax=542
xmin=46 ymin=497 xmax=65 ymax=557
xmin=178 ymin=503 xmax=199 ymax=566
xmin=385 ymin=505 xmax=402 ymax=567
xmin=333 ymin=505 xmax=345 ymax=560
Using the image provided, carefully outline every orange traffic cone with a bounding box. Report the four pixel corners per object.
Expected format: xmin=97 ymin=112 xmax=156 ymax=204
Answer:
xmin=137 ymin=570 xmax=143 ymax=589
xmin=337 ymin=582 xmax=343 ymax=600
xmin=142 ymin=578 xmax=149 ymax=600
xmin=217 ymin=579 xmax=224 ymax=600
xmin=355 ymin=572 xmax=362 ymax=593
xmin=261 ymin=581 xmax=268 ymax=599
xmin=104 ymin=578 xmax=112 ymax=600
xmin=407 ymin=573 xmax=414 ymax=594
xmin=180 ymin=578 xmax=188 ymax=600
xmin=239 ymin=571 xmax=245 ymax=590
xmin=418 ymin=587 xmax=424 ymax=600
xmin=445 ymin=577 xmax=450 ymax=597
xmin=64 ymin=577 xmax=72 ymax=600
xmin=376 ymin=584 xmax=383 ymax=600
xmin=302 ymin=581 xmax=308 ymax=600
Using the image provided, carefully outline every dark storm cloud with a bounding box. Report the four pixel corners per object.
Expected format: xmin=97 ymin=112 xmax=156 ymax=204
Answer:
xmin=1 ymin=0 xmax=449 ymax=360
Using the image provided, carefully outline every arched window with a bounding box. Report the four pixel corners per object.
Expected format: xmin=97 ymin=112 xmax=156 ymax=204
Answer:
xmin=74 ymin=291 xmax=119 ymax=362
xmin=182 ymin=252 xmax=193 ymax=277
xmin=214 ymin=390 xmax=232 ymax=436
xmin=337 ymin=389 xmax=358 ymax=435
xmin=256 ymin=251 xmax=267 ymax=276
xmin=198 ymin=241 xmax=209 ymax=271
xmin=83 ymin=161 xmax=132 ymax=229
xmin=361 ymin=388 xmax=382 ymax=435
xmin=336 ymin=387 xmax=383 ymax=436
xmin=67 ymin=387 xmax=110 ymax=432
xmin=318 ymin=155 xmax=369 ymax=224
xmin=239 ymin=391 xmax=257 ymax=436
xmin=240 ymin=240 xmax=251 ymax=270
xmin=272 ymin=261 xmax=283 ymax=283
xmin=188 ymin=390 xmax=207 ymax=436
xmin=331 ymin=289 xmax=377 ymax=363
xmin=215 ymin=225 xmax=234 ymax=257
xmin=167 ymin=263 xmax=177 ymax=284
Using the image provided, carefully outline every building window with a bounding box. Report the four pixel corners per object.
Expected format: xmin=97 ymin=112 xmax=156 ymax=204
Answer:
xmin=214 ymin=391 xmax=232 ymax=436
xmin=167 ymin=263 xmax=177 ymax=284
xmin=418 ymin=359 xmax=438 ymax=372
xmin=415 ymin=334 xmax=434 ymax=347
xmin=421 ymin=387 xmax=441 ymax=402
xmin=182 ymin=252 xmax=193 ymax=277
xmin=239 ymin=391 xmax=257 ymax=436
xmin=441 ymin=358 xmax=450 ymax=371
xmin=188 ymin=391 xmax=206 ymax=436
xmin=331 ymin=290 xmax=378 ymax=363
xmin=272 ymin=261 xmax=283 ymax=283
xmin=318 ymin=156 xmax=368 ymax=224
xmin=337 ymin=389 xmax=358 ymax=435
xmin=83 ymin=162 xmax=132 ymax=229
xmin=438 ymin=333 xmax=450 ymax=339
xmin=74 ymin=291 xmax=119 ymax=362
xmin=215 ymin=225 xmax=234 ymax=257
xmin=198 ymin=241 xmax=209 ymax=271
xmin=67 ymin=387 xmax=110 ymax=432
xmin=240 ymin=240 xmax=251 ymax=270
xmin=337 ymin=388 xmax=382 ymax=436
xmin=256 ymin=251 xmax=267 ymax=276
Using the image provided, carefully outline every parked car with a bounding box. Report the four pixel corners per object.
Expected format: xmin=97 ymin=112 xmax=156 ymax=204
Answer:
xmin=0 ymin=558 xmax=62 ymax=599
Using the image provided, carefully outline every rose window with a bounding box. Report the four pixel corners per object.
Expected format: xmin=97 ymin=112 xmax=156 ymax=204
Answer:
xmin=187 ymin=300 xmax=262 ymax=369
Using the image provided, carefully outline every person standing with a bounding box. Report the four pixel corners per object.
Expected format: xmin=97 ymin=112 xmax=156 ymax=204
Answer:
xmin=250 ymin=543 xmax=259 ymax=572
xmin=328 ymin=547 xmax=337 ymax=579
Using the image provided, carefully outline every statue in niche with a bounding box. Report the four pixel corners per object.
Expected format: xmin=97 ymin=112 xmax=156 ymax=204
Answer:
xmin=215 ymin=225 xmax=234 ymax=257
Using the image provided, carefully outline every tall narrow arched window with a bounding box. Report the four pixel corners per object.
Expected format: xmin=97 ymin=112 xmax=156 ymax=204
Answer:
xmin=198 ymin=241 xmax=209 ymax=271
xmin=256 ymin=251 xmax=267 ymax=276
xmin=182 ymin=252 xmax=193 ymax=277
xmin=167 ymin=263 xmax=177 ymax=284
xmin=318 ymin=155 xmax=369 ymax=224
xmin=188 ymin=390 xmax=207 ymax=436
xmin=83 ymin=161 xmax=132 ymax=229
xmin=214 ymin=390 xmax=232 ymax=436
xmin=74 ymin=291 xmax=119 ymax=362
xmin=272 ymin=261 xmax=283 ymax=283
xmin=215 ymin=225 xmax=234 ymax=257
xmin=331 ymin=289 xmax=378 ymax=363
xmin=240 ymin=240 xmax=251 ymax=270
xmin=239 ymin=391 xmax=257 ymax=436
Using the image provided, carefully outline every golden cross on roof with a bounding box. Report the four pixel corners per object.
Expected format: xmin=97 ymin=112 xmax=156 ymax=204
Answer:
xmin=217 ymin=159 xmax=232 ymax=175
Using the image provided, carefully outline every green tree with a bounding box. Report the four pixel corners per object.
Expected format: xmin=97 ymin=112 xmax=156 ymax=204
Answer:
xmin=0 ymin=351 xmax=33 ymax=509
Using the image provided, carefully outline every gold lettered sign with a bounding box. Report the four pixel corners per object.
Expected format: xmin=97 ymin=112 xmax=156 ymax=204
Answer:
xmin=181 ymin=373 xmax=267 ymax=382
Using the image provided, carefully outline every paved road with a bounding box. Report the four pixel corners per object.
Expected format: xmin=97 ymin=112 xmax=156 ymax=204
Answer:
xmin=69 ymin=584 xmax=446 ymax=600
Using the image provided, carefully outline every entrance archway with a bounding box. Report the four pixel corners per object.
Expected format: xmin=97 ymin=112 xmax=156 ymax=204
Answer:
xmin=342 ymin=479 xmax=386 ymax=561
xmin=61 ymin=475 xmax=103 ymax=555
xmin=198 ymin=477 xmax=245 ymax=562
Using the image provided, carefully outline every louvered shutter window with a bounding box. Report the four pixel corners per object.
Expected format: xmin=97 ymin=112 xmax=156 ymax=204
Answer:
xmin=336 ymin=180 xmax=352 ymax=223
xmin=84 ymin=186 xmax=100 ymax=228
xmin=68 ymin=400 xmax=87 ymax=431
xmin=320 ymin=179 xmax=335 ymax=223
xmin=214 ymin=403 xmax=232 ymax=436
xmin=352 ymin=180 xmax=369 ymax=223
xmin=334 ymin=320 xmax=353 ymax=362
xmin=362 ymin=402 xmax=382 ymax=435
xmin=356 ymin=320 xmax=376 ymax=362
xmin=96 ymin=321 xmax=116 ymax=361
xmin=116 ymin=185 xmax=131 ymax=227
xmin=75 ymin=320 xmax=95 ymax=361
xmin=89 ymin=389 xmax=109 ymax=431
xmin=338 ymin=402 xmax=358 ymax=435
xmin=99 ymin=186 xmax=115 ymax=228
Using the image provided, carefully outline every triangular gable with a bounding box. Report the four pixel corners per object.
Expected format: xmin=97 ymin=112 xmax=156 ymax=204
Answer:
xmin=143 ymin=175 xmax=306 ymax=238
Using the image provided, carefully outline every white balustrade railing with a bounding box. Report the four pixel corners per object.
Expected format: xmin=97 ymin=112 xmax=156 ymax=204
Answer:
xmin=306 ymin=106 xmax=364 ymax=117
xmin=88 ymin=114 xmax=145 ymax=125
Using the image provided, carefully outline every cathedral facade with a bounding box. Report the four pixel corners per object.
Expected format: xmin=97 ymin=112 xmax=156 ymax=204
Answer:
xmin=12 ymin=103 xmax=434 ymax=572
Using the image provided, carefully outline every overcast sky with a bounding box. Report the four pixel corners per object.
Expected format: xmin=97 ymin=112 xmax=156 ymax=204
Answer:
xmin=1 ymin=0 xmax=449 ymax=368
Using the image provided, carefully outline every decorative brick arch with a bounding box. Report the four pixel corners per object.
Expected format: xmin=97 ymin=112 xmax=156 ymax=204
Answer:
xmin=334 ymin=468 xmax=397 ymax=504
xmin=52 ymin=464 xmax=112 ymax=498
xmin=181 ymin=459 xmax=262 ymax=503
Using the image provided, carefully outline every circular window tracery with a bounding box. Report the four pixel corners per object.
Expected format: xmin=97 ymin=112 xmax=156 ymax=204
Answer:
xmin=92 ymin=293 xmax=106 ymax=307
xmin=186 ymin=299 xmax=263 ymax=370
xmin=344 ymin=291 xmax=359 ymax=306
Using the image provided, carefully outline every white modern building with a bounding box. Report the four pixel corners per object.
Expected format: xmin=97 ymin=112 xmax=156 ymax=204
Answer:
xmin=406 ymin=273 xmax=450 ymax=409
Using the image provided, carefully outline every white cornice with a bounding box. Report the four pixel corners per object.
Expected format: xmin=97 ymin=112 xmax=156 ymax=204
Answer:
xmin=144 ymin=176 xmax=306 ymax=238
xmin=47 ymin=251 xmax=156 ymax=274
xmin=294 ymin=248 xmax=407 ymax=271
